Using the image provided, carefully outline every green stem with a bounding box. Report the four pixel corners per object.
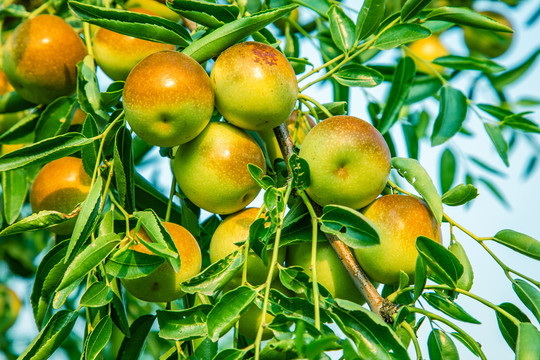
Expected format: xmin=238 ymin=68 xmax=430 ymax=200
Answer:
xmin=109 ymin=195 xmax=131 ymax=236
xmin=28 ymin=0 xmax=52 ymax=18
xmin=99 ymin=161 xmax=114 ymax=211
xmin=84 ymin=23 xmax=94 ymax=58
xmin=401 ymin=45 xmax=448 ymax=84
xmin=90 ymin=112 xmax=124 ymax=186
xmin=165 ymin=175 xmax=176 ymax=223
xmin=401 ymin=321 xmax=422 ymax=360
xmin=299 ymin=98 xmax=320 ymax=123
xmin=298 ymin=94 xmax=332 ymax=119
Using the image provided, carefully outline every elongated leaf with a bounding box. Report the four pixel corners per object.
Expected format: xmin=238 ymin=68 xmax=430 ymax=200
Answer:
xmin=406 ymin=76 xmax=443 ymax=104
xmin=427 ymin=7 xmax=514 ymax=32
xmin=448 ymin=331 xmax=484 ymax=358
xmin=0 ymin=132 xmax=94 ymax=172
xmin=207 ymin=286 xmax=257 ymax=341
xmin=355 ymin=0 xmax=385 ymax=40
xmin=168 ymin=0 xmax=238 ymax=28
xmin=58 ymin=233 xmax=120 ymax=291
xmin=433 ymin=55 xmax=505 ymax=73
xmin=0 ymin=210 xmax=77 ymax=237
xmin=113 ymin=126 xmax=135 ymax=213
xmin=77 ymin=55 xmax=106 ymax=121
xmin=80 ymin=281 xmax=113 ymax=308
xmin=423 ymin=292 xmax=480 ymax=324
xmin=431 ymin=86 xmax=468 ymax=146
xmin=81 ymin=114 xmax=100 ymax=176
xmin=416 ymin=236 xmax=463 ymax=288
xmin=448 ymin=242 xmax=474 ymax=291
xmin=484 ymin=123 xmax=509 ymax=166
xmin=492 ymin=49 xmax=540 ymax=90
xmin=319 ymin=204 xmax=380 ymax=248
xmin=401 ymin=0 xmax=432 ymax=21
xmin=116 ymin=315 xmax=155 ymax=360
xmin=441 ymin=184 xmax=479 ymax=206
xmin=496 ymin=302 xmax=531 ymax=351
xmin=0 ymin=90 xmax=34 ymax=113
xmin=513 ymin=280 xmax=540 ymax=324
xmin=378 ymin=57 xmax=415 ymax=134
xmin=68 ymin=1 xmax=190 ymax=46
xmin=18 ymin=310 xmax=78 ymax=360
xmin=374 ymin=24 xmax=431 ymax=50
xmin=428 ymin=329 xmax=459 ymax=360
xmin=182 ymin=5 xmax=297 ymax=63
xmin=391 ymin=157 xmax=443 ymax=224
xmin=157 ymin=305 xmax=213 ymax=341
xmin=34 ymin=97 xmax=77 ymax=142
xmin=332 ymin=64 xmax=383 ymax=88
xmin=2 ymin=168 xmax=28 ymax=224
xmin=414 ymin=256 xmax=427 ymax=302
xmin=105 ymin=249 xmax=166 ymax=280
xmin=516 ymin=323 xmax=540 ymax=360
xmin=289 ymin=153 xmax=310 ymax=191
xmin=85 ymin=316 xmax=112 ymax=360
xmin=493 ymin=230 xmax=540 ymax=261
xmin=328 ymin=5 xmax=355 ymax=53
xmin=440 ymin=148 xmax=456 ymax=194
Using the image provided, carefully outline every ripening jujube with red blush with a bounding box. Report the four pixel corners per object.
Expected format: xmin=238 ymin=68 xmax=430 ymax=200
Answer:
xmin=123 ymin=50 xmax=214 ymax=147
xmin=2 ymin=15 xmax=87 ymax=104
xmin=121 ymin=222 xmax=202 ymax=302
xmin=354 ymin=194 xmax=442 ymax=285
xmin=29 ymin=157 xmax=92 ymax=235
xmin=210 ymin=41 xmax=298 ymax=131
xmin=299 ymin=115 xmax=391 ymax=209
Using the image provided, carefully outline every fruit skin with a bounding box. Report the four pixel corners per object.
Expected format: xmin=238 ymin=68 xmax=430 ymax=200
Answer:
xmin=408 ymin=35 xmax=449 ymax=74
xmin=172 ymin=122 xmax=266 ymax=215
xmin=124 ymin=0 xmax=181 ymax=21
xmin=210 ymin=41 xmax=298 ymax=131
xmin=93 ymin=8 xmax=176 ymax=81
xmin=0 ymin=284 xmax=21 ymax=333
xmin=354 ymin=195 xmax=442 ymax=285
xmin=3 ymin=15 xmax=87 ymax=104
xmin=123 ymin=50 xmax=214 ymax=147
xmin=463 ymin=11 xmax=513 ymax=58
xmin=299 ymin=115 xmax=391 ymax=209
xmin=29 ymin=156 xmax=92 ymax=235
xmin=121 ymin=222 xmax=202 ymax=302
xmin=209 ymin=208 xmax=286 ymax=285
xmin=286 ymin=242 xmax=365 ymax=304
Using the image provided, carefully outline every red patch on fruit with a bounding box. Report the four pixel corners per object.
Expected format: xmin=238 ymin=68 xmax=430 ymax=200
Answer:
xmin=252 ymin=48 xmax=278 ymax=66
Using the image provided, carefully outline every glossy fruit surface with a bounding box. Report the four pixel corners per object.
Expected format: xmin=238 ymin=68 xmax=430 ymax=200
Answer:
xmin=211 ymin=41 xmax=298 ymax=131
xmin=124 ymin=0 xmax=181 ymax=21
xmin=172 ymin=122 xmax=266 ymax=214
xmin=93 ymin=8 xmax=176 ymax=81
xmin=3 ymin=15 xmax=87 ymax=104
xmin=29 ymin=156 xmax=92 ymax=234
xmin=299 ymin=115 xmax=391 ymax=209
xmin=463 ymin=11 xmax=513 ymax=58
xmin=287 ymin=242 xmax=365 ymax=303
xmin=209 ymin=208 xmax=286 ymax=285
xmin=408 ymin=35 xmax=448 ymax=74
xmin=0 ymin=284 xmax=21 ymax=333
xmin=123 ymin=50 xmax=214 ymax=147
xmin=354 ymin=195 xmax=442 ymax=285
xmin=121 ymin=222 xmax=202 ymax=302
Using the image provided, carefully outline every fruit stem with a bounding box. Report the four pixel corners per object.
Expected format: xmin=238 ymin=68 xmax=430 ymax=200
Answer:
xmin=401 ymin=45 xmax=448 ymax=84
xmin=83 ymin=23 xmax=94 ymax=58
xmin=298 ymin=94 xmax=332 ymax=119
xmin=91 ymin=112 xmax=124 ymax=186
xmin=401 ymin=321 xmax=422 ymax=360
xmin=28 ymin=0 xmax=52 ymax=18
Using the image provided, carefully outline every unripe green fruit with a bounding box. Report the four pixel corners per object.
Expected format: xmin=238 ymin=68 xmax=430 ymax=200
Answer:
xmin=3 ymin=15 xmax=87 ymax=104
xmin=172 ymin=122 xmax=266 ymax=215
xmin=211 ymin=41 xmax=298 ymax=131
xmin=463 ymin=11 xmax=513 ymax=58
xmin=29 ymin=157 xmax=92 ymax=235
xmin=354 ymin=195 xmax=442 ymax=285
xmin=123 ymin=50 xmax=214 ymax=147
xmin=0 ymin=284 xmax=21 ymax=333
xmin=299 ymin=115 xmax=391 ymax=209
xmin=121 ymin=222 xmax=202 ymax=302
xmin=209 ymin=208 xmax=286 ymax=285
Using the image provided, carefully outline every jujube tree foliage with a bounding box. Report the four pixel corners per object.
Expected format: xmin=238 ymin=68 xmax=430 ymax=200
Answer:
xmin=0 ymin=0 xmax=539 ymax=359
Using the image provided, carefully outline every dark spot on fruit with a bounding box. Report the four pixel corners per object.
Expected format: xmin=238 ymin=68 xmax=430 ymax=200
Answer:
xmin=252 ymin=48 xmax=278 ymax=66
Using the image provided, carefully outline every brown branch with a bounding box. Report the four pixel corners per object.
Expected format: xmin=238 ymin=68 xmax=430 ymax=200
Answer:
xmin=273 ymin=121 xmax=399 ymax=322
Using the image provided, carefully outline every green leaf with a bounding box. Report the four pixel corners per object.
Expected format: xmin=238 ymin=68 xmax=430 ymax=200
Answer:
xmin=18 ymin=310 xmax=78 ymax=360
xmin=2 ymin=168 xmax=28 ymax=224
xmin=207 ymin=286 xmax=257 ymax=341
xmin=34 ymin=97 xmax=77 ymax=142
xmin=355 ymin=0 xmax=385 ymax=40
xmin=110 ymin=292 xmax=130 ymax=337
xmin=448 ymin=242 xmax=474 ymax=291
xmin=328 ymin=5 xmax=356 ymax=53
xmin=378 ymin=57 xmax=415 ymax=134
xmin=401 ymin=0 xmax=432 ymax=21
xmin=374 ymin=24 xmax=431 ymax=50
xmin=68 ymin=1 xmax=190 ymax=46
xmin=448 ymin=331 xmax=484 ymax=358
xmin=168 ymin=0 xmax=238 ymax=28
xmin=181 ymin=250 xmax=245 ymax=296
xmin=113 ymin=126 xmax=135 ymax=213
xmin=391 ymin=157 xmax=443 ymax=224
xmin=84 ymin=316 xmax=112 ymax=360
xmin=0 ymin=90 xmax=34 ymax=114
xmin=58 ymin=233 xmax=120 ymax=291
xmin=291 ymin=0 xmax=330 ymax=18
xmin=428 ymin=329 xmax=459 ymax=360
xmin=516 ymin=323 xmax=540 ymax=360
xmin=513 ymin=280 xmax=540 ymax=324
xmin=423 ymin=292 xmax=481 ymax=324
xmin=157 ymin=305 xmax=213 ymax=341
xmin=406 ymin=76 xmax=443 ymax=104
xmin=0 ymin=132 xmax=94 ymax=172
xmin=493 ymin=230 xmax=540 ymax=261
xmin=332 ymin=64 xmax=384 ymax=88
xmin=248 ymin=163 xmax=275 ymax=190
xmin=314 ymin=102 xmax=348 ymax=119
xmin=77 ymin=55 xmax=106 ymax=121
xmin=319 ymin=204 xmax=380 ymax=248
xmin=492 ymin=49 xmax=540 ymax=90
xmin=212 ymin=348 xmax=249 ymax=360
xmin=427 ymin=7 xmax=514 ymax=32
xmin=433 ymin=55 xmax=505 ymax=73
xmin=414 ymin=256 xmax=427 ymax=302
xmin=440 ymin=148 xmax=456 ymax=194
xmin=431 ymin=86 xmax=468 ymax=146
xmin=79 ymin=281 xmax=113 ymax=308
xmin=81 ymin=115 xmax=100 ymax=177
xmin=441 ymin=184 xmax=479 ymax=206
xmin=289 ymin=153 xmax=310 ymax=191
xmin=182 ymin=5 xmax=297 ymax=63
xmin=116 ymin=315 xmax=155 ymax=360
xmin=496 ymin=302 xmax=531 ymax=351
xmin=105 ymin=249 xmax=166 ymax=280
xmin=134 ymin=173 xmax=182 ymax=223
xmin=416 ymin=236 xmax=463 ymax=288
xmin=484 ymin=123 xmax=509 ymax=166
xmin=0 ymin=210 xmax=77 ymax=237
